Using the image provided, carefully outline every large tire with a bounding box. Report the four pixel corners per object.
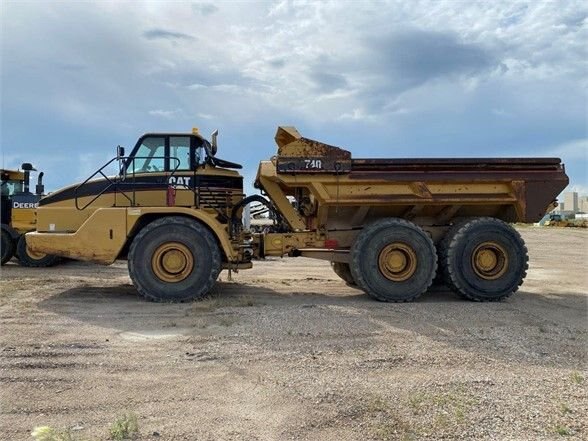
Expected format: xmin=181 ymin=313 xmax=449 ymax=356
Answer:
xmin=441 ymin=217 xmax=528 ymax=301
xmin=435 ymin=219 xmax=470 ymax=287
xmin=128 ymin=216 xmax=222 ymax=302
xmin=350 ymin=218 xmax=437 ymax=302
xmin=16 ymin=234 xmax=61 ymax=267
xmin=331 ymin=261 xmax=356 ymax=286
xmin=1 ymin=226 xmax=15 ymax=266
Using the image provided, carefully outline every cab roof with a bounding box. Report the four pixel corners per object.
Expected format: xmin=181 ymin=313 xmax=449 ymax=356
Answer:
xmin=138 ymin=131 xmax=206 ymax=141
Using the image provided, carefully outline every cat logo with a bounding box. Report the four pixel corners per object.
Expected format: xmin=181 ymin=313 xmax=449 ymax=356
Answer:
xmin=13 ymin=202 xmax=38 ymax=209
xmin=168 ymin=176 xmax=192 ymax=188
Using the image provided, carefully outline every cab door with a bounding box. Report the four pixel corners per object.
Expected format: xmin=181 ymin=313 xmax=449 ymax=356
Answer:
xmin=121 ymin=136 xmax=168 ymax=206
xmin=167 ymin=136 xmax=195 ymax=207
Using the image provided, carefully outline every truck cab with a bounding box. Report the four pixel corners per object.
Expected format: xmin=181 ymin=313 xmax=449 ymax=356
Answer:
xmin=28 ymin=130 xmax=247 ymax=276
xmin=40 ymin=130 xmax=243 ymax=213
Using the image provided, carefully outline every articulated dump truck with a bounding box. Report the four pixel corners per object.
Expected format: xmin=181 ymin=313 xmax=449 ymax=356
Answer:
xmin=26 ymin=127 xmax=568 ymax=302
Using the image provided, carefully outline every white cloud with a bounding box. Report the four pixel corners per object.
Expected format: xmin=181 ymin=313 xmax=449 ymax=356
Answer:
xmin=1 ymin=0 xmax=587 ymax=191
xmin=196 ymin=112 xmax=214 ymax=120
xmin=148 ymin=109 xmax=183 ymax=119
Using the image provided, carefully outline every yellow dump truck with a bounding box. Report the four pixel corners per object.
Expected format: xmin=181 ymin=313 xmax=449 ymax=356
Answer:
xmin=26 ymin=127 xmax=568 ymax=302
xmin=1 ymin=164 xmax=60 ymax=266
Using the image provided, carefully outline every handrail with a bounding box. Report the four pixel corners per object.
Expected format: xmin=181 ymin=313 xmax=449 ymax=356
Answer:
xmin=74 ymin=156 xmax=181 ymax=210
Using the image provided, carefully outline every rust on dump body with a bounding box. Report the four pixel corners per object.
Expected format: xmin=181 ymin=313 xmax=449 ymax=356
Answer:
xmin=275 ymin=126 xmax=352 ymax=173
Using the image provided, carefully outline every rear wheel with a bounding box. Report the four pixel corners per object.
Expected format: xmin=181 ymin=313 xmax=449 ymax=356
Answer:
xmin=330 ymin=262 xmax=356 ymax=286
xmin=441 ymin=217 xmax=528 ymax=301
xmin=16 ymin=234 xmax=61 ymax=267
xmin=1 ymin=227 xmax=15 ymax=265
xmin=350 ymin=218 xmax=437 ymax=302
xmin=435 ymin=219 xmax=470 ymax=287
xmin=128 ymin=216 xmax=221 ymax=302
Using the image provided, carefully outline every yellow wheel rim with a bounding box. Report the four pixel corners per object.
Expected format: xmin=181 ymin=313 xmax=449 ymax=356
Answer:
xmin=151 ymin=242 xmax=194 ymax=283
xmin=471 ymin=241 xmax=508 ymax=280
xmin=378 ymin=242 xmax=418 ymax=282
xmin=26 ymin=246 xmax=47 ymax=260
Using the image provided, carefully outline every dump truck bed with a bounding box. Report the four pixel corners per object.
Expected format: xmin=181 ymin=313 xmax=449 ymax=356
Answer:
xmin=348 ymin=157 xmax=567 ymax=223
xmin=258 ymin=127 xmax=568 ymax=229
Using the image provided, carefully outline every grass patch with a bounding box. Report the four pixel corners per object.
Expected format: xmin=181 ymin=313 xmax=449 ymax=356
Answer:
xmin=408 ymin=392 xmax=427 ymax=414
xmin=372 ymin=416 xmax=415 ymax=441
xmin=31 ymin=413 xmax=140 ymax=441
xmin=363 ymin=395 xmax=415 ymax=440
xmin=109 ymin=412 xmax=139 ymax=440
xmin=31 ymin=427 xmax=76 ymax=441
xmin=434 ymin=413 xmax=450 ymax=429
xmin=560 ymin=403 xmax=572 ymax=414
xmin=364 ymin=389 xmax=477 ymax=439
xmin=366 ymin=396 xmax=390 ymax=413
xmin=407 ymin=387 xmax=478 ymax=430
xmin=570 ymin=371 xmax=584 ymax=384
xmin=553 ymin=424 xmax=571 ymax=436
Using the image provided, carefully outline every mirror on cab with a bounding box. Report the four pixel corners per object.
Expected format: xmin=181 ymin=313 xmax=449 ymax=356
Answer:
xmin=117 ymin=145 xmax=126 ymax=179
xmin=211 ymin=129 xmax=218 ymax=156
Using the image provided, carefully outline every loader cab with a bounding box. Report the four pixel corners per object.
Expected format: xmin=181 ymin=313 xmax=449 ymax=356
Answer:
xmin=1 ymin=166 xmax=43 ymax=228
xmin=1 ymin=171 xmax=24 ymax=197
xmin=1 ymin=170 xmax=23 ymax=225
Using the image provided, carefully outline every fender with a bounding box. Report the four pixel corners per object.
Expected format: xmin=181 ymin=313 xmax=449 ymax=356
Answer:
xmin=28 ymin=207 xmax=238 ymax=265
xmin=126 ymin=207 xmax=237 ymax=261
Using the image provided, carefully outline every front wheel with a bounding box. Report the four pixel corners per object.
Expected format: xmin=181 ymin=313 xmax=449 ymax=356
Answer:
xmin=16 ymin=234 xmax=61 ymax=267
xmin=128 ymin=216 xmax=222 ymax=302
xmin=1 ymin=227 xmax=15 ymax=265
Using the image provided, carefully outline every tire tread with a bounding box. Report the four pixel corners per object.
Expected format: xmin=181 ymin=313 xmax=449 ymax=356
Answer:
xmin=350 ymin=218 xmax=437 ymax=302
xmin=443 ymin=217 xmax=528 ymax=302
xmin=1 ymin=227 xmax=15 ymax=266
xmin=128 ymin=216 xmax=221 ymax=302
xmin=15 ymin=234 xmax=61 ymax=267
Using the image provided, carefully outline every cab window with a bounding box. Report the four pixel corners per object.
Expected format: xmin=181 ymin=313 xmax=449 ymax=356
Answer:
xmin=130 ymin=137 xmax=165 ymax=173
xmin=169 ymin=136 xmax=191 ymax=170
xmin=1 ymin=179 xmax=23 ymax=196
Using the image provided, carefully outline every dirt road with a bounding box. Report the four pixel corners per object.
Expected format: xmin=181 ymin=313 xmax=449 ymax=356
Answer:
xmin=1 ymin=227 xmax=587 ymax=440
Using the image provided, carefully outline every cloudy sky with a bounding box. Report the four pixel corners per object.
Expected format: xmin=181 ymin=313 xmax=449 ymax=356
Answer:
xmin=1 ymin=0 xmax=587 ymax=195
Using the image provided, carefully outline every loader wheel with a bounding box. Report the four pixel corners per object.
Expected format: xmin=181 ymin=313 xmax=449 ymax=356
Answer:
xmin=331 ymin=262 xmax=356 ymax=286
xmin=16 ymin=234 xmax=61 ymax=267
xmin=128 ymin=216 xmax=221 ymax=302
xmin=441 ymin=217 xmax=528 ymax=301
xmin=1 ymin=227 xmax=15 ymax=265
xmin=350 ymin=218 xmax=437 ymax=302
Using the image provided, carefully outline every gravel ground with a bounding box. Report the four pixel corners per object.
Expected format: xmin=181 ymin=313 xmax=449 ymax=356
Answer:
xmin=0 ymin=226 xmax=586 ymax=440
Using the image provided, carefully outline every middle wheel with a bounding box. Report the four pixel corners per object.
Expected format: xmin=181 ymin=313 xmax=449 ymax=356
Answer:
xmin=330 ymin=261 xmax=356 ymax=286
xmin=350 ymin=218 xmax=437 ymax=302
